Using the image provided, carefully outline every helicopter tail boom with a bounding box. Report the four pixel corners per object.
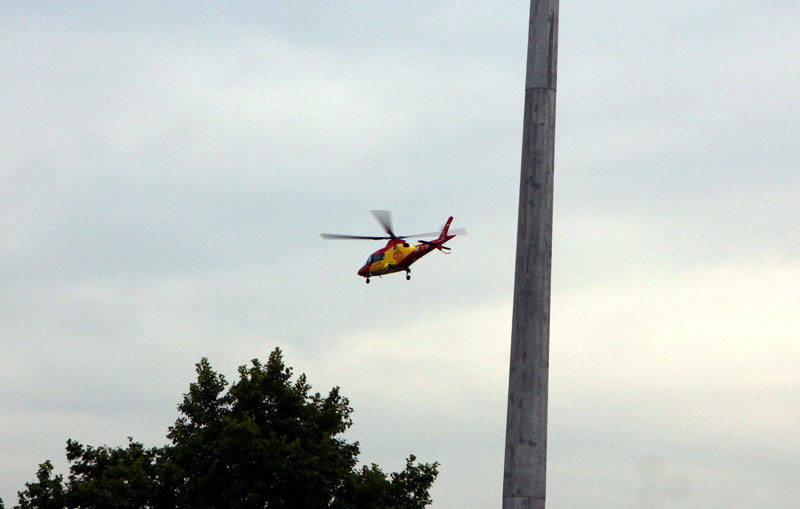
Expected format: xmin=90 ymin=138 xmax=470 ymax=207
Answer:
xmin=434 ymin=216 xmax=457 ymax=246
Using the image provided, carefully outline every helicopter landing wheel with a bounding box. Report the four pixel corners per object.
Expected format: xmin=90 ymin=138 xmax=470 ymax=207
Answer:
xmin=365 ymin=278 xmax=370 ymax=284
xmin=405 ymin=270 xmax=411 ymax=281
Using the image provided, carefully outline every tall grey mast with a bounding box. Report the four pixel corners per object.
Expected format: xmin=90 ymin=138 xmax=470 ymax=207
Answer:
xmin=503 ymin=1 xmax=559 ymax=508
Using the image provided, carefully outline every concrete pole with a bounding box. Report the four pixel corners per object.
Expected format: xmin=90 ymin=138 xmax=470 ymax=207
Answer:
xmin=503 ymin=1 xmax=558 ymax=509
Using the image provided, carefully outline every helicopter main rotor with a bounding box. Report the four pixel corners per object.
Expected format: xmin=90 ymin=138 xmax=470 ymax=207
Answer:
xmin=320 ymin=210 xmax=445 ymax=241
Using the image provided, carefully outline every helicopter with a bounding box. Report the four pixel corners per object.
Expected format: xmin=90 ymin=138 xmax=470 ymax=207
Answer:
xmin=321 ymin=210 xmax=464 ymax=284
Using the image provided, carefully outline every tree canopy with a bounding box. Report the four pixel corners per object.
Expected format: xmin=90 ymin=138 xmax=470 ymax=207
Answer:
xmin=8 ymin=348 xmax=438 ymax=509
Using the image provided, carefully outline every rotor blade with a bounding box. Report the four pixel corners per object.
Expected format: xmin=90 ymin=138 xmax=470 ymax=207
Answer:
xmin=405 ymin=228 xmax=467 ymax=239
xmin=403 ymin=231 xmax=442 ymax=239
xmin=370 ymin=210 xmax=396 ymax=239
xmin=320 ymin=233 xmax=392 ymax=240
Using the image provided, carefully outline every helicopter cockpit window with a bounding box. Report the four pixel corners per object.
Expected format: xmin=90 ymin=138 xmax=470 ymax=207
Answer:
xmin=365 ymin=253 xmax=385 ymax=265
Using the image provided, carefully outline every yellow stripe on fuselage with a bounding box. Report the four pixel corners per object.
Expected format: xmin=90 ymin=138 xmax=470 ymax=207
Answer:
xmin=367 ymin=243 xmax=420 ymax=275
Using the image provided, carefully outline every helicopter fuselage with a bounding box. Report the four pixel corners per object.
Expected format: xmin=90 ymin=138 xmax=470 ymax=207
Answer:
xmin=357 ymin=238 xmax=446 ymax=278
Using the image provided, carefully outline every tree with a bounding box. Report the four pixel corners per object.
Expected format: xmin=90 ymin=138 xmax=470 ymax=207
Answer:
xmin=13 ymin=348 xmax=438 ymax=508
xmin=15 ymin=461 xmax=65 ymax=509
xmin=62 ymin=439 xmax=165 ymax=508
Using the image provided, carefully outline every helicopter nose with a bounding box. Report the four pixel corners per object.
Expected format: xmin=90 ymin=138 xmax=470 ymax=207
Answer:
xmin=357 ymin=266 xmax=368 ymax=277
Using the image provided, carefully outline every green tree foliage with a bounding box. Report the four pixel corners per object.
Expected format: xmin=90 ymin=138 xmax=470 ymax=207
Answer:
xmin=62 ymin=439 xmax=166 ymax=508
xmin=16 ymin=461 xmax=65 ymax=509
xmin=11 ymin=348 xmax=438 ymax=509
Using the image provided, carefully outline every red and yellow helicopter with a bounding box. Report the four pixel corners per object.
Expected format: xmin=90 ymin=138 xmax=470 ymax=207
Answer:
xmin=321 ymin=210 xmax=464 ymax=283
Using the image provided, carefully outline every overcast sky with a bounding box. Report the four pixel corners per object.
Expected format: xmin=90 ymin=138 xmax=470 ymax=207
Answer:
xmin=2 ymin=1 xmax=799 ymax=507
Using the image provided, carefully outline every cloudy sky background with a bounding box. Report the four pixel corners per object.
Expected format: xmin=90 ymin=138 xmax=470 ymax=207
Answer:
xmin=2 ymin=1 xmax=799 ymax=507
